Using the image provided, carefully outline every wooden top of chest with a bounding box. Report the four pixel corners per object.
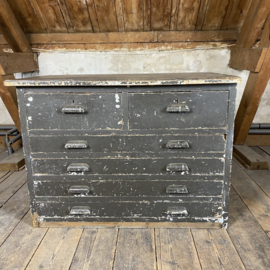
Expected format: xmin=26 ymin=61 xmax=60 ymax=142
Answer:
xmin=5 ymin=73 xmax=241 ymax=87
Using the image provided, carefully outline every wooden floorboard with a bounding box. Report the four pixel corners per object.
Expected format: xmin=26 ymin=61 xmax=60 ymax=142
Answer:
xmin=231 ymin=161 xmax=270 ymax=237
xmin=0 ymin=171 xmax=12 ymax=184
xmin=260 ymin=146 xmax=270 ymax=155
xmin=0 ymin=183 xmax=29 ymax=246
xmin=0 ymin=170 xmax=26 ymax=207
xmin=192 ymin=229 xmax=245 ymax=270
xmin=0 ymin=211 xmax=48 ymax=270
xmin=156 ymin=228 xmax=201 ymax=269
xmin=0 ymin=158 xmax=270 ymax=269
xmin=71 ymin=228 xmax=117 ymax=270
xmin=26 ymin=228 xmax=83 ymax=270
xmin=250 ymin=146 xmax=270 ymax=169
xmin=114 ymin=229 xmax=156 ymax=270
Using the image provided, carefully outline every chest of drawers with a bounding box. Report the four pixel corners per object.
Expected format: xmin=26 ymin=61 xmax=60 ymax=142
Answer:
xmin=7 ymin=73 xmax=240 ymax=228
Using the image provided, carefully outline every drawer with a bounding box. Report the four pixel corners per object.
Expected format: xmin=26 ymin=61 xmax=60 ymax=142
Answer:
xmin=24 ymin=93 xmax=123 ymax=130
xmin=128 ymin=91 xmax=228 ymax=130
xmin=31 ymin=158 xmax=224 ymax=176
xmin=36 ymin=200 xmax=222 ymax=220
xmin=29 ymin=134 xmax=226 ymax=153
xmin=34 ymin=180 xmax=223 ymax=197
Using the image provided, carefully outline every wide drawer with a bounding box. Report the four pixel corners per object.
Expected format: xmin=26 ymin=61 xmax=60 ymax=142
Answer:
xmin=31 ymin=157 xmax=224 ymax=176
xmin=128 ymin=91 xmax=228 ymax=130
xmin=29 ymin=134 xmax=226 ymax=153
xmin=36 ymin=200 xmax=222 ymax=220
xmin=24 ymin=92 xmax=123 ymax=130
xmin=34 ymin=180 xmax=223 ymax=197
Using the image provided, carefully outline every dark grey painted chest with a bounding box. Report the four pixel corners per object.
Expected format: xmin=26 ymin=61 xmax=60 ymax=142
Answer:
xmin=9 ymin=73 xmax=240 ymax=228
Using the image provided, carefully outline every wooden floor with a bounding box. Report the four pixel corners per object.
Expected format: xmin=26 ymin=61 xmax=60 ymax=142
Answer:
xmin=0 ymin=146 xmax=270 ymax=270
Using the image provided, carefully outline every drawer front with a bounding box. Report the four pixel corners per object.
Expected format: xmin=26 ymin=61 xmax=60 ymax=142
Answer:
xmin=24 ymin=93 xmax=123 ymax=130
xmin=129 ymin=92 xmax=228 ymax=130
xmin=36 ymin=201 xmax=222 ymax=219
xmin=34 ymin=180 xmax=223 ymax=197
xmin=29 ymin=134 xmax=226 ymax=153
xmin=31 ymin=158 xmax=224 ymax=176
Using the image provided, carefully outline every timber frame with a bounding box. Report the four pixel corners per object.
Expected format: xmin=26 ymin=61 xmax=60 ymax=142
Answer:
xmin=230 ymin=0 xmax=270 ymax=145
xmin=0 ymin=0 xmax=38 ymax=132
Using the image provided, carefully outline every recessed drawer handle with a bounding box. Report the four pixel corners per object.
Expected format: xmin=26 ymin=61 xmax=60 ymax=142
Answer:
xmin=62 ymin=105 xmax=86 ymax=114
xmin=65 ymin=140 xmax=88 ymax=149
xmin=67 ymin=163 xmax=90 ymax=172
xmin=166 ymin=104 xmax=190 ymax=113
xmin=166 ymin=163 xmax=189 ymax=173
xmin=68 ymin=185 xmax=90 ymax=194
xmin=70 ymin=206 xmax=91 ymax=215
xmin=164 ymin=206 xmax=188 ymax=216
xmin=166 ymin=185 xmax=189 ymax=194
xmin=166 ymin=140 xmax=189 ymax=149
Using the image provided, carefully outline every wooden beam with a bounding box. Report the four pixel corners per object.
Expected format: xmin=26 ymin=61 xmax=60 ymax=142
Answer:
xmin=234 ymin=47 xmax=270 ymax=145
xmin=0 ymin=53 xmax=38 ymax=75
xmin=230 ymin=48 xmax=268 ymax=72
xmin=236 ymin=0 xmax=270 ymax=48
xmin=0 ymin=148 xmax=25 ymax=171
xmin=233 ymin=144 xmax=268 ymax=170
xmin=0 ymin=41 xmax=236 ymax=53
xmin=245 ymin=135 xmax=270 ymax=146
xmin=0 ymin=0 xmax=32 ymax=53
xmin=0 ymin=31 xmax=239 ymax=45
xmin=0 ymin=75 xmax=20 ymax=131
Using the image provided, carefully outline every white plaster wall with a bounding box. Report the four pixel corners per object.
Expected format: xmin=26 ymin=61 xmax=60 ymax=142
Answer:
xmin=1 ymin=49 xmax=269 ymax=124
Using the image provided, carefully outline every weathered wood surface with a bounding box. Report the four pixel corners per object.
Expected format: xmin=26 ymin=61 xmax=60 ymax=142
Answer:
xmin=0 ymin=30 xmax=239 ymax=45
xmin=29 ymin=134 xmax=226 ymax=153
xmin=234 ymin=47 xmax=270 ymax=145
xmin=0 ymin=75 xmax=21 ymax=131
xmin=202 ymin=0 xmax=230 ymax=30
xmin=0 ymin=183 xmax=29 ymax=246
xmin=1 ymin=164 xmax=270 ymax=268
xmin=0 ymin=212 xmax=48 ymax=270
xmin=114 ymin=229 xmax=156 ymax=270
xmin=70 ymin=229 xmax=118 ymax=270
xmin=0 ymin=148 xmax=25 ymax=171
xmin=228 ymin=188 xmax=270 ymax=269
xmin=230 ymin=48 xmax=268 ymax=72
xmin=0 ymin=0 xmax=32 ymax=52
xmin=156 ymin=228 xmax=201 ymax=269
xmin=192 ymin=228 xmax=245 ymax=270
xmin=0 ymin=170 xmax=26 ymax=206
xmin=0 ymin=0 xmax=251 ymax=34
xmin=31 ymin=157 xmax=225 ymax=176
xmin=233 ymin=144 xmax=268 ymax=170
xmin=250 ymin=146 xmax=270 ymax=168
xmin=26 ymin=228 xmax=83 ymax=270
xmin=245 ymin=134 xmax=270 ymax=146
xmin=0 ymin=52 xmax=38 ymax=75
xmin=231 ymin=161 xmax=270 ymax=237
xmin=5 ymin=73 xmax=241 ymax=86
xmin=235 ymin=0 xmax=270 ymax=48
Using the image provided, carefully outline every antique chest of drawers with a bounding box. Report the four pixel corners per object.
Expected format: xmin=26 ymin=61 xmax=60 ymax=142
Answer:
xmin=6 ymin=73 xmax=240 ymax=228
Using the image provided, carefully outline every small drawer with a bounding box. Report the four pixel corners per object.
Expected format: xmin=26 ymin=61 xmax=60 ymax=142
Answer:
xmin=31 ymin=158 xmax=225 ymax=176
xmin=29 ymin=134 xmax=226 ymax=153
xmin=128 ymin=91 xmax=229 ymax=130
xmin=24 ymin=92 xmax=123 ymax=131
xmin=36 ymin=200 xmax=222 ymax=220
xmin=34 ymin=180 xmax=223 ymax=197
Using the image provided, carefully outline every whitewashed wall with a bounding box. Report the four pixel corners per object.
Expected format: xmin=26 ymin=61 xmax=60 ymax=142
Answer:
xmin=1 ymin=48 xmax=270 ymax=124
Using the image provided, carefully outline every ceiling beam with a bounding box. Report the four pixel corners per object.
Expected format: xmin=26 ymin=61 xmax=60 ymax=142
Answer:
xmin=235 ymin=0 xmax=270 ymax=48
xmin=0 ymin=0 xmax=32 ymax=52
